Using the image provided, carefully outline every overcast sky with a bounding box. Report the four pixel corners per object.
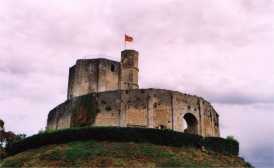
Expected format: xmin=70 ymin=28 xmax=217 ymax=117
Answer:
xmin=0 ymin=0 xmax=273 ymax=167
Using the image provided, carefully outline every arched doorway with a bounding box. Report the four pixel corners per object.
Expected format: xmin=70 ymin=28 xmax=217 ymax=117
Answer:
xmin=183 ymin=113 xmax=198 ymax=135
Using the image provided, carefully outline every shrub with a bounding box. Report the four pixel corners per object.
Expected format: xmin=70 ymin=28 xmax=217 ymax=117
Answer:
xmin=226 ymin=135 xmax=238 ymax=143
xmin=202 ymin=137 xmax=239 ymax=155
xmin=6 ymin=127 xmax=238 ymax=156
xmin=45 ymin=128 xmax=57 ymax=134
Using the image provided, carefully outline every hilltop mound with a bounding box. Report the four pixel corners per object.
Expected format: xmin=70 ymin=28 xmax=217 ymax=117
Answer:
xmin=1 ymin=140 xmax=251 ymax=167
xmin=1 ymin=127 xmax=252 ymax=167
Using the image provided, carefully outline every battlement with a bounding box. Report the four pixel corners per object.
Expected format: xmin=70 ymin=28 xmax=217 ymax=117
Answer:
xmin=75 ymin=58 xmax=119 ymax=64
xmin=67 ymin=50 xmax=139 ymax=99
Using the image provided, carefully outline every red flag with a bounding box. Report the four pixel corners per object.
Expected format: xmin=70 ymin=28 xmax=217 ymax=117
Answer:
xmin=125 ymin=34 xmax=133 ymax=42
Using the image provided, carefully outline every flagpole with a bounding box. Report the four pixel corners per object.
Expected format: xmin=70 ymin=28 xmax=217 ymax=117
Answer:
xmin=124 ymin=33 xmax=126 ymax=50
xmin=124 ymin=40 xmax=126 ymax=50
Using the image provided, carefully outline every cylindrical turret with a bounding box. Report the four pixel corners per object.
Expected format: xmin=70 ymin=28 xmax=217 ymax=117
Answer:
xmin=120 ymin=50 xmax=139 ymax=90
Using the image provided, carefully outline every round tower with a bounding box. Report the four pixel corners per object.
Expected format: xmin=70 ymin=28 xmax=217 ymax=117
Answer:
xmin=120 ymin=50 xmax=139 ymax=90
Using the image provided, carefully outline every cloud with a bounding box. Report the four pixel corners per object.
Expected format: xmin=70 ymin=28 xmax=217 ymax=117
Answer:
xmin=247 ymin=145 xmax=274 ymax=168
xmin=215 ymin=103 xmax=274 ymax=167
xmin=0 ymin=0 xmax=273 ymax=167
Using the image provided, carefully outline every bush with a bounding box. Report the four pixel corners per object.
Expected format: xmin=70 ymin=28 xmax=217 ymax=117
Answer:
xmin=203 ymin=137 xmax=239 ymax=155
xmin=6 ymin=127 xmax=238 ymax=156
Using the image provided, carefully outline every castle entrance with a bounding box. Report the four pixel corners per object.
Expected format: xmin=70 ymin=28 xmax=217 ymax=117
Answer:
xmin=183 ymin=113 xmax=198 ymax=135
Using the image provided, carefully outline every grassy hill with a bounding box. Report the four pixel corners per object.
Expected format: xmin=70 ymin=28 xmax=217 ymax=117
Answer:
xmin=1 ymin=140 xmax=252 ymax=167
xmin=0 ymin=127 xmax=252 ymax=167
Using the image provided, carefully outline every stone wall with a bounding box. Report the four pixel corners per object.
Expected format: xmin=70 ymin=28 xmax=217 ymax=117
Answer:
xmin=67 ymin=59 xmax=120 ymax=99
xmin=67 ymin=50 xmax=139 ymax=99
xmin=49 ymin=49 xmax=220 ymax=137
xmin=120 ymin=50 xmax=139 ymax=90
xmin=95 ymin=91 xmax=121 ymax=126
xmin=47 ymin=89 xmax=220 ymax=137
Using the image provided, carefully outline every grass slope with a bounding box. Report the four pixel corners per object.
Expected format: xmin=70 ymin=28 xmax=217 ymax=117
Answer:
xmin=1 ymin=140 xmax=252 ymax=167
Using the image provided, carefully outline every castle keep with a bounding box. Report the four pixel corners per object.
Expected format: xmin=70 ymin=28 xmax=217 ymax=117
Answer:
xmin=47 ymin=50 xmax=220 ymax=137
xmin=67 ymin=50 xmax=139 ymax=99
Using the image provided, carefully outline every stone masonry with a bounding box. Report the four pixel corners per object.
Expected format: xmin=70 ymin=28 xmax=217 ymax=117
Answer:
xmin=47 ymin=50 xmax=220 ymax=137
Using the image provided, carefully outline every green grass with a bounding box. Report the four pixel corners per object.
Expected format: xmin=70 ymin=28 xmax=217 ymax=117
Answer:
xmin=39 ymin=147 xmax=63 ymax=161
xmin=1 ymin=158 xmax=24 ymax=167
xmin=1 ymin=140 xmax=252 ymax=168
xmin=138 ymin=144 xmax=175 ymax=159
xmin=64 ymin=140 xmax=104 ymax=161
xmin=160 ymin=157 xmax=183 ymax=167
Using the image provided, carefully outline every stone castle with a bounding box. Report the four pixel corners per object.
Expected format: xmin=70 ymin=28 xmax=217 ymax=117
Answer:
xmin=47 ymin=50 xmax=220 ymax=137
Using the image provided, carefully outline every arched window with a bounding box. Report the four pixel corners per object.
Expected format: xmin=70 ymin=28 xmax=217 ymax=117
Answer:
xmin=183 ymin=113 xmax=198 ymax=135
